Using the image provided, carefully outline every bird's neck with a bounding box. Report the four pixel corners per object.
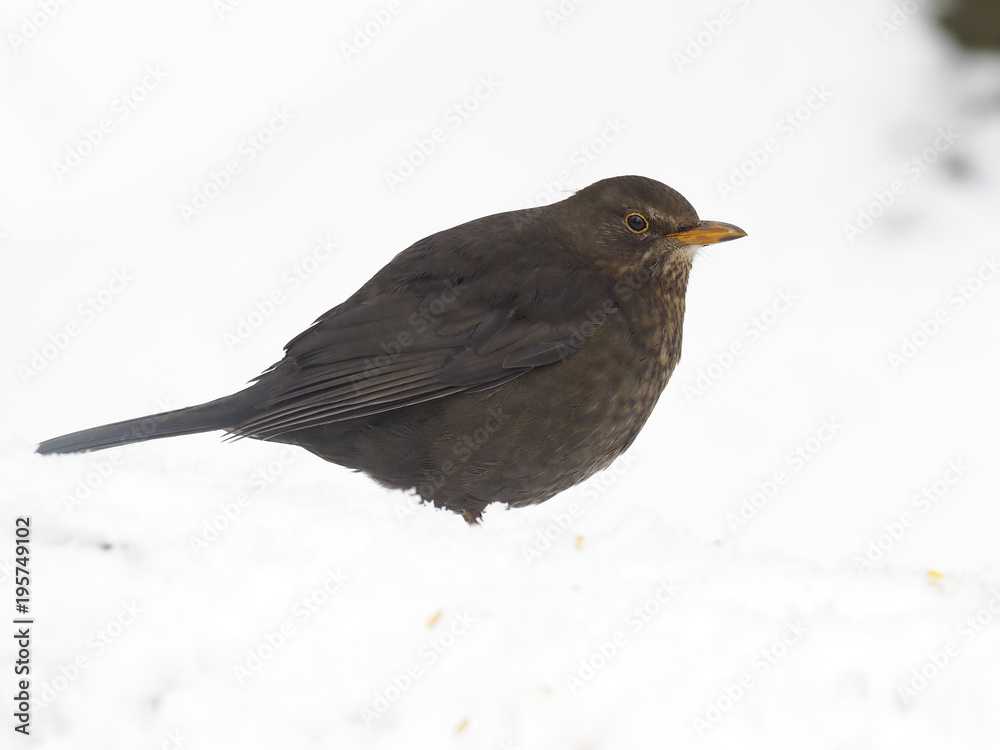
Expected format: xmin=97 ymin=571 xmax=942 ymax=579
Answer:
xmin=618 ymin=258 xmax=691 ymax=376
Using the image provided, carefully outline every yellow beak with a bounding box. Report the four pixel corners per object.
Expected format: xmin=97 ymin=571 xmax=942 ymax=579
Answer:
xmin=667 ymin=220 xmax=747 ymax=247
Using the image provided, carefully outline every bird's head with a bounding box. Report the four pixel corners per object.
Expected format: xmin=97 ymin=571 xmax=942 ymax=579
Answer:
xmin=556 ymin=175 xmax=746 ymax=287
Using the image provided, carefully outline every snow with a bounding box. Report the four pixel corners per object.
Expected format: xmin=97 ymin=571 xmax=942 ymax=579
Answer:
xmin=2 ymin=0 xmax=1000 ymax=747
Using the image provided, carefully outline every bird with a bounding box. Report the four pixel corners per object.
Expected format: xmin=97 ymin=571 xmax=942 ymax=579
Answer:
xmin=37 ymin=176 xmax=746 ymax=523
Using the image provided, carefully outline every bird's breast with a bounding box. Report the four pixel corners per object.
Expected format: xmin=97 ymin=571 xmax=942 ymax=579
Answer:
xmin=453 ymin=307 xmax=684 ymax=508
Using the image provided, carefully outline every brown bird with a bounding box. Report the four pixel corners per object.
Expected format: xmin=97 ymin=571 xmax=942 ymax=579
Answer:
xmin=37 ymin=176 xmax=746 ymax=522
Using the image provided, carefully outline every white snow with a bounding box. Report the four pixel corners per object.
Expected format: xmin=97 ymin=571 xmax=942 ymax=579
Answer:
xmin=2 ymin=0 xmax=1000 ymax=747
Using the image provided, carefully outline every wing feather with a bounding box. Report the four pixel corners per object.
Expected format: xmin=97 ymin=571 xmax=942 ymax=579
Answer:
xmin=233 ymin=232 xmax=617 ymax=439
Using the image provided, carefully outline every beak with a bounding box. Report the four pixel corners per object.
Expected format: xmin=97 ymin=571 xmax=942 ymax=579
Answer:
xmin=667 ymin=220 xmax=747 ymax=247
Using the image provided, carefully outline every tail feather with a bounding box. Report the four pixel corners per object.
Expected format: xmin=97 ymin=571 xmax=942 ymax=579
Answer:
xmin=36 ymin=393 xmax=252 ymax=455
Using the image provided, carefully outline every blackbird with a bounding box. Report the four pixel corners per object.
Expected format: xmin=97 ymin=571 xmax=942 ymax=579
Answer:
xmin=37 ymin=176 xmax=746 ymax=522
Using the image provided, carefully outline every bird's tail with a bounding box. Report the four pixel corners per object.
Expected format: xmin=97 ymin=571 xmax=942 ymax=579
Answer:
xmin=36 ymin=391 xmax=255 ymax=455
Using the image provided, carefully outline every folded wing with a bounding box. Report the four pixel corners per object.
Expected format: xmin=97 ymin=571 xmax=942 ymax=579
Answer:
xmin=234 ymin=235 xmax=616 ymax=439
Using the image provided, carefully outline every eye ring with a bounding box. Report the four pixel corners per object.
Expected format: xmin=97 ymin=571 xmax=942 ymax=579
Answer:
xmin=625 ymin=212 xmax=649 ymax=234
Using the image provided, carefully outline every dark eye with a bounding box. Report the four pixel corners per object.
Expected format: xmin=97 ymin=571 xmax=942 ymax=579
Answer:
xmin=625 ymin=213 xmax=649 ymax=233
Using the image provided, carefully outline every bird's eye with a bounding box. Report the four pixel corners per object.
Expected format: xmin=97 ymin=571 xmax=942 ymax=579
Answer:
xmin=625 ymin=213 xmax=649 ymax=234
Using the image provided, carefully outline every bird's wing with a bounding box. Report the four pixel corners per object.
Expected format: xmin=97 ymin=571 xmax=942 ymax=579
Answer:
xmin=233 ymin=236 xmax=617 ymax=439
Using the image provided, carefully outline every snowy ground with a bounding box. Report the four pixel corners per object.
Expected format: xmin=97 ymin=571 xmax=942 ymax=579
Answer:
xmin=3 ymin=0 xmax=1000 ymax=747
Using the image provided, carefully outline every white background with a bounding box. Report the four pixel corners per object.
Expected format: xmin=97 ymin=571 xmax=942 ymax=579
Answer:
xmin=2 ymin=0 xmax=1000 ymax=747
